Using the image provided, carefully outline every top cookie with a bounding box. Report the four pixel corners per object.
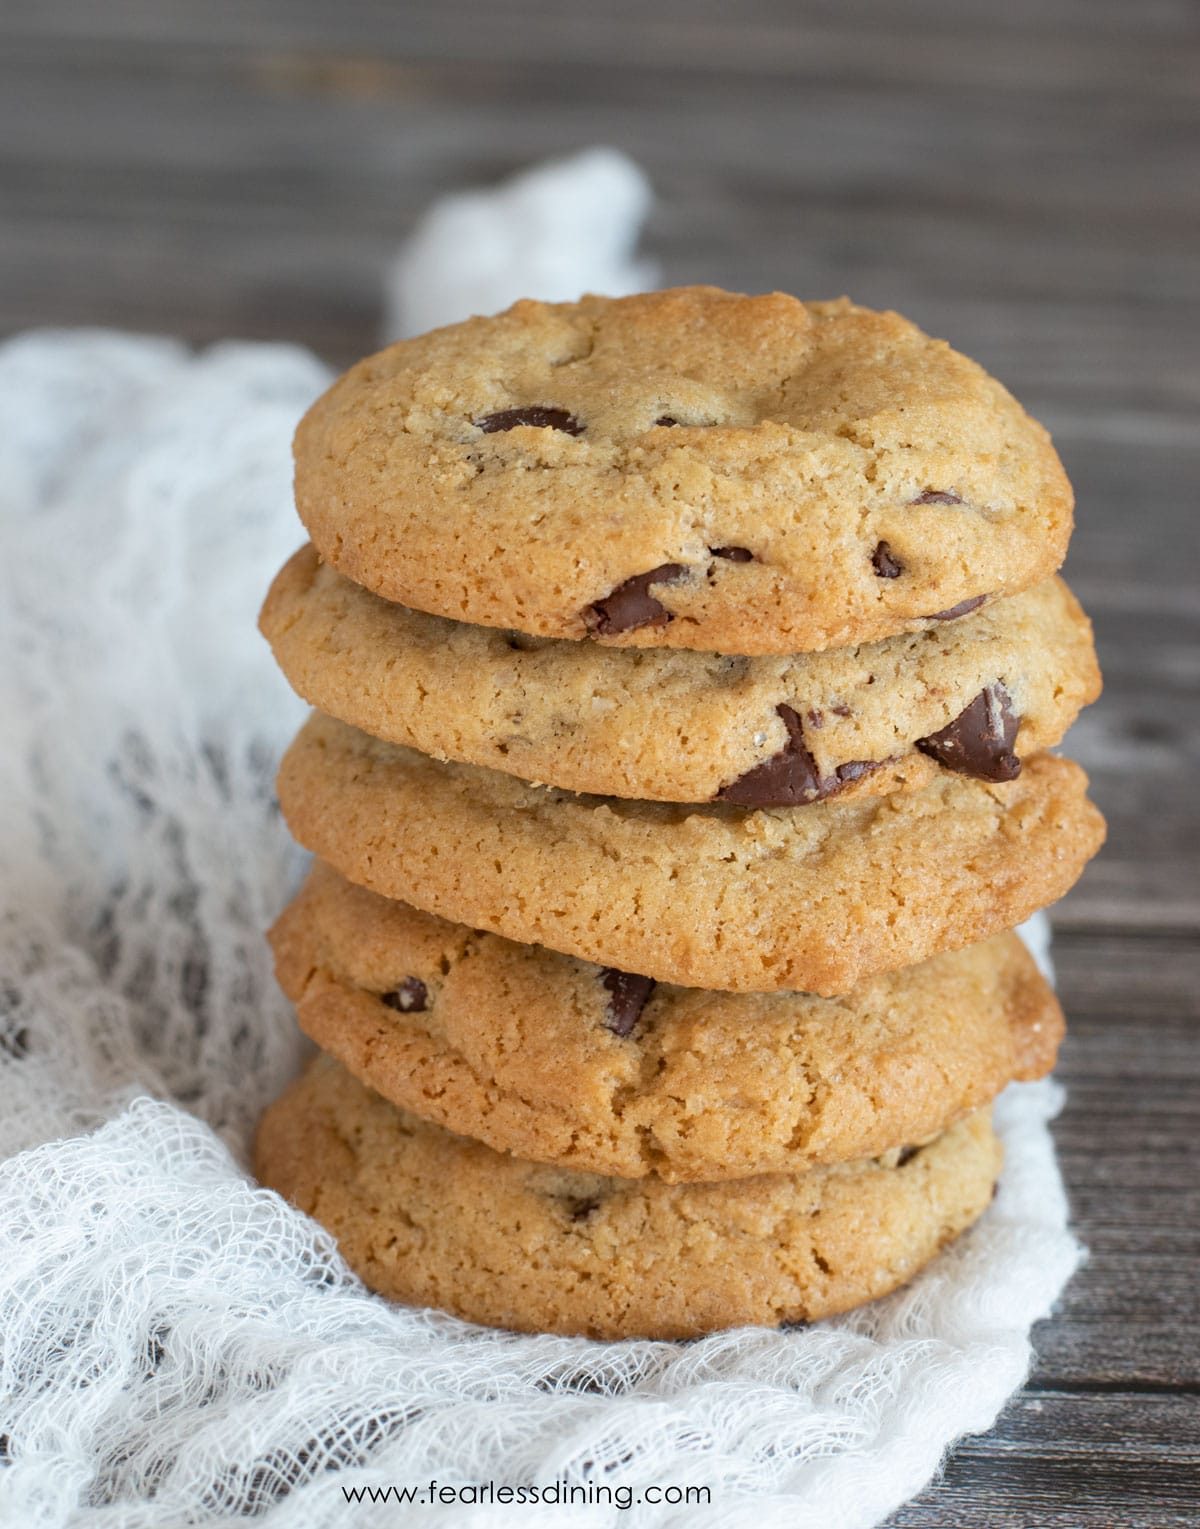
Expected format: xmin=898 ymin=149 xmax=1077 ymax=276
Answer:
xmin=293 ymin=287 xmax=1073 ymax=655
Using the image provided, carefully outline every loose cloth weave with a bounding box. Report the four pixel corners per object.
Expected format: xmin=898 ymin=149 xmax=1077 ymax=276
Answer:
xmin=0 ymin=153 xmax=1082 ymax=1528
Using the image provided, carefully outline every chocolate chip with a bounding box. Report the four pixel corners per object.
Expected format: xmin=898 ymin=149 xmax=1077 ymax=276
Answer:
xmin=927 ymin=595 xmax=987 ymax=621
xmin=719 ymin=706 xmax=820 ymax=806
xmin=831 ymin=760 xmax=876 ymax=788
xmin=872 ymin=541 xmax=903 ymax=578
xmin=475 ymin=406 xmax=584 ymax=436
xmin=806 ymin=709 xmax=824 ymax=729
xmin=710 ymin=546 xmax=754 ymax=563
xmin=916 ymin=684 xmax=1021 ymax=782
xmin=380 ymin=977 xmax=428 ymax=1014
xmin=600 ymin=967 xmax=656 ymax=1037
xmin=583 ymin=564 xmax=687 ymax=636
xmin=910 ymin=489 xmax=963 ymax=505
xmin=655 ymin=415 xmax=679 ymax=427
xmin=830 ymin=704 xmax=852 ymax=717
xmin=896 ymin=1146 xmax=921 ymax=1167
xmin=717 ymin=705 xmax=882 ymax=808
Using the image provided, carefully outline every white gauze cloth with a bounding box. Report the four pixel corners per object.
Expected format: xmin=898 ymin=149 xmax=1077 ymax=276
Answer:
xmin=0 ymin=153 xmax=1083 ymax=1529
xmin=383 ymin=148 xmax=657 ymax=340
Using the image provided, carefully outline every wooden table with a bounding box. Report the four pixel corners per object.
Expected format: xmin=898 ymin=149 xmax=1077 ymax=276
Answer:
xmin=3 ymin=2 xmax=1197 ymax=1521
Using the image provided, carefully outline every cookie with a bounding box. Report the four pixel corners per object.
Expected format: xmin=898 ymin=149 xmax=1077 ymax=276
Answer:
xmin=272 ymin=863 xmax=1062 ymax=1182
xmin=276 ymin=716 xmax=1105 ymax=995
xmin=255 ymin=1056 xmax=1002 ymax=1339
xmin=292 ymin=288 xmax=1073 ymax=655
xmin=261 ymin=546 xmax=1100 ymax=805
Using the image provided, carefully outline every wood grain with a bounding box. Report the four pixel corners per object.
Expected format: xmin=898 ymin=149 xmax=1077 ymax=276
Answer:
xmin=1 ymin=2 xmax=1197 ymax=1523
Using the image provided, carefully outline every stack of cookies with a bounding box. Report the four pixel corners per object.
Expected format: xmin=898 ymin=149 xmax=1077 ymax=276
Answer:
xmin=255 ymin=288 xmax=1104 ymax=1340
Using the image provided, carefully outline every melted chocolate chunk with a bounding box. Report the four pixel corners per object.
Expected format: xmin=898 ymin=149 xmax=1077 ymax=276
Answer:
xmin=927 ymin=594 xmax=987 ymax=621
xmin=717 ymin=705 xmax=883 ymax=808
xmin=872 ymin=540 xmax=903 ymax=578
xmin=916 ymin=684 xmax=1021 ymax=782
xmin=600 ymin=967 xmax=656 ymax=1038
xmin=475 ymin=406 xmax=584 ymax=436
xmin=710 ymin=546 xmax=754 ymax=562
xmin=583 ymin=564 xmax=687 ymax=636
xmin=380 ymin=977 xmax=429 ymax=1014
xmin=910 ymin=489 xmax=964 ymax=505
xmin=831 ymin=760 xmax=876 ymax=787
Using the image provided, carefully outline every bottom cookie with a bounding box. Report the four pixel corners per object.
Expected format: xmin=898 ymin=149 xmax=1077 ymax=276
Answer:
xmin=255 ymin=1057 xmax=1002 ymax=1340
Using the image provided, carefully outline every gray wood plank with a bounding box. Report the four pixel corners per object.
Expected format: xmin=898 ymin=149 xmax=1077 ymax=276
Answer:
xmin=886 ymin=1393 xmax=1200 ymax=1527
xmin=1033 ymin=929 xmax=1200 ymax=1387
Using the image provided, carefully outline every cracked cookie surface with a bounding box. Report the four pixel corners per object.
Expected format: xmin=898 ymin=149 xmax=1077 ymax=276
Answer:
xmin=262 ymin=547 xmax=1099 ymax=804
xmin=254 ymin=1055 xmax=1002 ymax=1339
xmin=272 ymin=863 xmax=1062 ymax=1181
xmin=276 ymin=715 xmax=1106 ymax=994
xmin=292 ymin=287 xmax=1073 ymax=655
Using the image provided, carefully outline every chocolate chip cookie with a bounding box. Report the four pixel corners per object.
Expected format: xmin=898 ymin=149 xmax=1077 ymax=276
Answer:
xmin=276 ymin=714 xmax=1106 ymax=994
xmin=272 ymin=862 xmax=1062 ymax=1181
xmin=262 ymin=546 xmax=1099 ymax=805
xmin=255 ymin=1055 xmax=1002 ymax=1339
xmin=292 ymin=288 xmax=1073 ymax=655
